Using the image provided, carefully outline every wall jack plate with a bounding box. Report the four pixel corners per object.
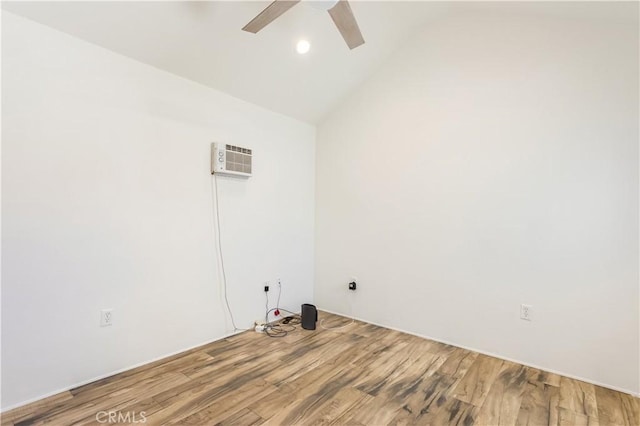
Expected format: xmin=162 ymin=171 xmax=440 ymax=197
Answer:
xmin=100 ymin=309 xmax=113 ymax=327
xmin=520 ymin=304 xmax=532 ymax=321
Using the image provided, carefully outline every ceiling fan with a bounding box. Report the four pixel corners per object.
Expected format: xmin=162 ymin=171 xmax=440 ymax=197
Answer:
xmin=242 ymin=0 xmax=365 ymax=50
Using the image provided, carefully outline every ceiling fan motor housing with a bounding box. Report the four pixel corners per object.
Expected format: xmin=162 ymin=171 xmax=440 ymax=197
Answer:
xmin=305 ymin=0 xmax=340 ymax=11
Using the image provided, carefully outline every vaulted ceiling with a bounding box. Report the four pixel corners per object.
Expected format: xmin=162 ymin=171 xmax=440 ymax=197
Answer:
xmin=2 ymin=1 xmax=634 ymax=124
xmin=3 ymin=1 xmax=460 ymax=123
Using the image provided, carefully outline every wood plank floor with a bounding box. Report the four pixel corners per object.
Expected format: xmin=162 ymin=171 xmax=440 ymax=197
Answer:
xmin=2 ymin=311 xmax=638 ymax=425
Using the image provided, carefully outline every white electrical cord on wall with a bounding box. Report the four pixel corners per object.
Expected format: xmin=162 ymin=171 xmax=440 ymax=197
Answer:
xmin=211 ymin=174 xmax=246 ymax=332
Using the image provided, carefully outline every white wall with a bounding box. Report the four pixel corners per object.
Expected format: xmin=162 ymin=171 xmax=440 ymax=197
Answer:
xmin=315 ymin=3 xmax=639 ymax=394
xmin=1 ymin=12 xmax=315 ymax=410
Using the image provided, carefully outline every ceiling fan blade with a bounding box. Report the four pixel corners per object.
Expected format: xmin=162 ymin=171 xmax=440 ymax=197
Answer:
xmin=328 ymin=0 xmax=364 ymax=50
xmin=242 ymin=0 xmax=301 ymax=33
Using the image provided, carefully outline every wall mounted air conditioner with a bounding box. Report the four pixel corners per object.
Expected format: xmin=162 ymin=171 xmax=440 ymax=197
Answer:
xmin=211 ymin=142 xmax=252 ymax=178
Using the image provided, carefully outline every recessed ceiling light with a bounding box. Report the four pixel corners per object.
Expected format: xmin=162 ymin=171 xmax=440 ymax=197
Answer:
xmin=296 ymin=39 xmax=311 ymax=55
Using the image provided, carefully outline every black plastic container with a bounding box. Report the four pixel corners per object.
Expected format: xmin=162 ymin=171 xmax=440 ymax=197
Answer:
xmin=301 ymin=304 xmax=318 ymax=330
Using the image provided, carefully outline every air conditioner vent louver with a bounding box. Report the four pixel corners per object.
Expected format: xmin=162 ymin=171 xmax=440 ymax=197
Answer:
xmin=211 ymin=143 xmax=252 ymax=178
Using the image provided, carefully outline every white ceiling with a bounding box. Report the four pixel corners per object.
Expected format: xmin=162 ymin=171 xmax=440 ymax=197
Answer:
xmin=2 ymin=1 xmax=462 ymax=123
xmin=3 ymin=1 xmax=635 ymax=124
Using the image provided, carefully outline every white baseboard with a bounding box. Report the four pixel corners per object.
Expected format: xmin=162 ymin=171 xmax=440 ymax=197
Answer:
xmin=318 ymin=307 xmax=640 ymax=398
xmin=0 ymin=329 xmax=243 ymax=413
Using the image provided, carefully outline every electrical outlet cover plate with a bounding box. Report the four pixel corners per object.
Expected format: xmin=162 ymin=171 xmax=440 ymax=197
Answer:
xmin=520 ymin=304 xmax=532 ymax=321
xmin=100 ymin=309 xmax=113 ymax=327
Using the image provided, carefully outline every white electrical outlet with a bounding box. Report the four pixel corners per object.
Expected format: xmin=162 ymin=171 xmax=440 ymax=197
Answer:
xmin=520 ymin=304 xmax=532 ymax=321
xmin=100 ymin=309 xmax=113 ymax=327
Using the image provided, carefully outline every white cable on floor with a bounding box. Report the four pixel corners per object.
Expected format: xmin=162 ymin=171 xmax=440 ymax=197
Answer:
xmin=320 ymin=316 xmax=355 ymax=330
xmin=320 ymin=290 xmax=356 ymax=331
